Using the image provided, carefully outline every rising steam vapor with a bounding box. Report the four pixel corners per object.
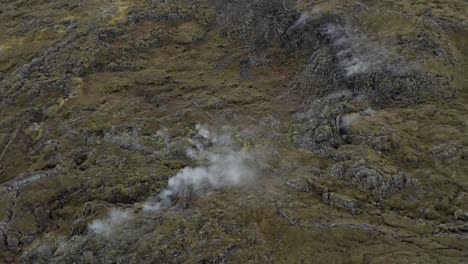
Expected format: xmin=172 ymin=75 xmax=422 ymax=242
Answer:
xmin=86 ymin=125 xmax=259 ymax=236
xmin=325 ymin=23 xmax=408 ymax=76
xmin=143 ymin=125 xmax=257 ymax=212
xmin=326 ymin=23 xmax=380 ymax=76
xmin=288 ymin=13 xmax=312 ymax=32
xmin=88 ymin=209 xmax=132 ymax=236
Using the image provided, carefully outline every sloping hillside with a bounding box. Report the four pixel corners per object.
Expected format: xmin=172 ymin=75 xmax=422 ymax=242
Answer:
xmin=0 ymin=0 xmax=467 ymax=263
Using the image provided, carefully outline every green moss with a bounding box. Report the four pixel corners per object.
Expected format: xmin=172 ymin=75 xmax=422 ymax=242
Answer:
xmin=0 ymin=0 xmax=467 ymax=262
xmin=174 ymin=22 xmax=205 ymax=44
xmin=0 ymin=192 xmax=14 ymax=222
xmin=383 ymin=212 xmax=431 ymax=235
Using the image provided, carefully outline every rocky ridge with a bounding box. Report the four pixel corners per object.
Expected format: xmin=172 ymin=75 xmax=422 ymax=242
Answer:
xmin=0 ymin=0 xmax=467 ymax=263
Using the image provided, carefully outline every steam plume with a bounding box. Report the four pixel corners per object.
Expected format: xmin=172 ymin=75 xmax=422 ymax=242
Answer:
xmin=143 ymin=125 xmax=256 ymax=211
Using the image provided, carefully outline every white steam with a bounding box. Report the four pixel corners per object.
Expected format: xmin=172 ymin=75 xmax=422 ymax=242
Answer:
xmin=88 ymin=209 xmax=132 ymax=236
xmin=338 ymin=113 xmax=360 ymax=133
xmin=288 ymin=13 xmax=312 ymax=32
xmin=325 ymin=23 xmax=407 ymax=76
xmin=325 ymin=24 xmax=378 ymax=76
xmin=86 ymin=125 xmax=258 ymax=236
xmin=144 ymin=124 xmax=256 ymax=211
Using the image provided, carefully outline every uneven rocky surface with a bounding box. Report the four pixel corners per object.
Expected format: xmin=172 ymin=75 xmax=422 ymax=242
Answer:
xmin=0 ymin=0 xmax=467 ymax=263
